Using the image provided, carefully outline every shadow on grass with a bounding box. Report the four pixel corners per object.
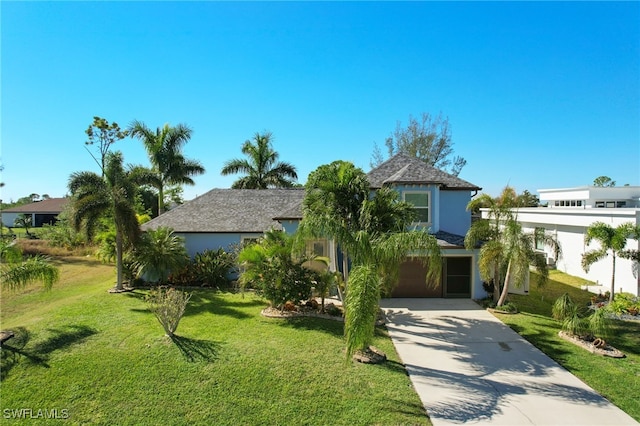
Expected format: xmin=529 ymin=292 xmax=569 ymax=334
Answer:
xmin=126 ymin=289 xmax=264 ymax=320
xmin=170 ymin=335 xmax=221 ymax=363
xmin=274 ymin=316 xmax=344 ymax=337
xmin=1 ymin=325 xmax=97 ymax=381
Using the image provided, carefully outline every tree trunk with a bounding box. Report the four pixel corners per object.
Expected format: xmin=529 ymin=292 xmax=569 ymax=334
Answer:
xmin=338 ymin=249 xmax=349 ymax=302
xmin=493 ymin=264 xmax=501 ymax=302
xmin=496 ymin=261 xmax=512 ymax=307
xmin=115 ymin=229 xmax=124 ymax=291
xmin=158 ymin=184 xmax=165 ymax=215
xmin=610 ymin=254 xmax=616 ymax=303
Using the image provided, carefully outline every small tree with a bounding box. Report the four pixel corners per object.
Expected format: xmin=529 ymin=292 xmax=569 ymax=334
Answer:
xmin=85 ymin=116 xmax=129 ymax=176
xmin=13 ymin=214 xmax=33 ymax=237
xmin=582 ymin=221 xmax=640 ymax=302
xmin=593 ymin=176 xmax=615 ymax=187
xmin=146 ymin=287 xmax=191 ymax=337
xmin=372 ymin=112 xmax=466 ymax=176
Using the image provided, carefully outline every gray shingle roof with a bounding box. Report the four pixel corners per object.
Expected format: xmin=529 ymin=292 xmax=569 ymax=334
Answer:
xmin=367 ymin=153 xmax=481 ymax=190
xmin=2 ymin=198 xmax=69 ymax=214
xmin=141 ymin=188 xmax=305 ymax=233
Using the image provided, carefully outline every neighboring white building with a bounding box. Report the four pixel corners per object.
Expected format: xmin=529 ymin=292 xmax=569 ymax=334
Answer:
xmin=483 ymin=186 xmax=640 ymax=297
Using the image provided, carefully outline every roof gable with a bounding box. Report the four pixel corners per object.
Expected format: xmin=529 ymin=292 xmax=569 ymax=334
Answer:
xmin=367 ymin=153 xmax=480 ymax=190
xmin=141 ymin=189 xmax=305 ymax=233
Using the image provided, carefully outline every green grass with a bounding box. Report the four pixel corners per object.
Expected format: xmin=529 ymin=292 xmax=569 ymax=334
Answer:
xmin=1 ymin=257 xmax=429 ymax=425
xmin=496 ymin=270 xmax=640 ymax=421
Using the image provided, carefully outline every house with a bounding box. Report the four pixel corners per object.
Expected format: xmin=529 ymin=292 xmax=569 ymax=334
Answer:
xmin=142 ymin=154 xmax=485 ymax=299
xmin=1 ymin=198 xmax=69 ymax=228
xmin=487 ymin=186 xmax=640 ymax=297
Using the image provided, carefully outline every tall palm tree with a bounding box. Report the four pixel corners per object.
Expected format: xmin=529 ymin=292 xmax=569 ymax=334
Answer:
xmin=221 ymin=132 xmax=298 ymax=189
xmin=68 ymin=151 xmax=140 ymax=291
xmin=582 ymin=222 xmax=640 ymax=302
xmin=0 ymin=240 xmax=59 ymax=292
xmin=300 ymin=161 xmax=441 ymax=358
xmin=128 ymin=120 xmax=205 ymax=214
xmin=465 ymin=186 xmax=560 ymax=306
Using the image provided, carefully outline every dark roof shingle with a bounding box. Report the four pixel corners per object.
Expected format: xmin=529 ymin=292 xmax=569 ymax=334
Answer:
xmin=141 ymin=189 xmax=305 ymax=233
xmin=2 ymin=198 xmax=69 ymax=214
xmin=367 ymin=153 xmax=481 ymax=190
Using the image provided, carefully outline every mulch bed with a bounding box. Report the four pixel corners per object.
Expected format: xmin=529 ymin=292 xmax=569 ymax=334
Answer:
xmin=558 ymin=331 xmax=625 ymax=358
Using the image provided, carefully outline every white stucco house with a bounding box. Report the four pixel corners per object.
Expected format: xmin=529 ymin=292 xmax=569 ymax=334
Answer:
xmin=485 ymin=186 xmax=640 ymax=297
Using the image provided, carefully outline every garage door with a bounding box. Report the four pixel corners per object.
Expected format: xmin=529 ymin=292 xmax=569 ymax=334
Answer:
xmin=391 ymin=259 xmax=443 ymax=297
xmin=392 ymin=257 xmax=472 ymax=298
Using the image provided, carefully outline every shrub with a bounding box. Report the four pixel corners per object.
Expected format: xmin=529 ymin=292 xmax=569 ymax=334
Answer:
xmin=588 ymin=307 xmax=611 ymax=339
xmin=131 ymin=227 xmax=189 ymax=284
xmin=192 ymin=248 xmax=236 ymax=288
xmin=238 ymin=230 xmax=314 ymax=309
xmin=552 ymin=293 xmax=574 ymax=321
xmin=145 ymin=287 xmax=191 ymax=337
xmin=606 ymin=292 xmax=639 ymax=316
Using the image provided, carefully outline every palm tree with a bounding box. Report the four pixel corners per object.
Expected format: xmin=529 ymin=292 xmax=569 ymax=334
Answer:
xmin=68 ymin=151 xmax=140 ymax=291
xmin=300 ymin=161 xmax=441 ymax=358
xmin=130 ymin=226 xmax=189 ymax=284
xmin=465 ymin=187 xmax=560 ymax=306
xmin=128 ymin=120 xmax=205 ymax=214
xmin=0 ymin=240 xmax=59 ymax=291
xmin=221 ymin=132 xmax=298 ymax=189
xmin=582 ymin=222 xmax=640 ymax=302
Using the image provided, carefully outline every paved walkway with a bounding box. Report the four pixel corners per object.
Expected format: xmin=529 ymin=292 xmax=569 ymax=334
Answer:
xmin=379 ymin=298 xmax=638 ymax=425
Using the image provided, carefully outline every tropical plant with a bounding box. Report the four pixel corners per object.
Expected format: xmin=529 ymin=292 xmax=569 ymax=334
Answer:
xmin=0 ymin=240 xmax=59 ymax=292
xmin=581 ymin=221 xmax=640 ymax=302
xmin=465 ymin=186 xmax=561 ymax=306
xmin=221 ymin=132 xmax=298 ymax=189
xmin=300 ymin=161 xmax=442 ymax=358
xmin=13 ymin=214 xmax=33 ymax=237
xmin=128 ymin=120 xmax=205 ymax=214
xmin=191 ymin=248 xmax=235 ymax=288
xmin=145 ymin=287 xmax=191 ymax=337
xmin=130 ymin=227 xmax=189 ymax=285
xmin=237 ymin=230 xmax=314 ymax=309
xmin=68 ymin=151 xmax=141 ymax=291
xmin=552 ymin=292 xmax=574 ymax=321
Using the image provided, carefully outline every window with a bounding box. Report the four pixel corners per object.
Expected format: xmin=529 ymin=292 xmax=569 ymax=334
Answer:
xmin=606 ymin=201 xmax=615 ymax=208
xmin=403 ymin=192 xmax=430 ymax=224
xmin=535 ymin=227 xmax=545 ymax=250
xmin=616 ymin=201 xmax=627 ymax=208
xmin=306 ymin=239 xmax=327 ymax=258
xmin=595 ymin=201 xmax=605 ymax=208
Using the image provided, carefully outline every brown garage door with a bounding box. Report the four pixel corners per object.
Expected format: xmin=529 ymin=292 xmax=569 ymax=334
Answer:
xmin=391 ymin=259 xmax=443 ymax=298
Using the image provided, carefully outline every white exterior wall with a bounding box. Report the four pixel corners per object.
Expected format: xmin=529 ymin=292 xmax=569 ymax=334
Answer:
xmin=1 ymin=212 xmax=22 ymax=228
xmin=507 ymin=207 xmax=640 ymax=296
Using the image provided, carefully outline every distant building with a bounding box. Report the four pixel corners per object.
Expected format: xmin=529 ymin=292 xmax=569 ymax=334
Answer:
xmin=1 ymin=198 xmax=69 ymax=228
xmin=484 ymin=186 xmax=640 ymax=297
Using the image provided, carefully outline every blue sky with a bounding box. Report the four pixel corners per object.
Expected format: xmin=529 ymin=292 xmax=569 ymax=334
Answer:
xmin=2 ymin=1 xmax=639 ymax=203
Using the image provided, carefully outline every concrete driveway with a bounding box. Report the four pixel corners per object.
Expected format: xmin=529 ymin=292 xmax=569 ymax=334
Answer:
xmin=379 ymin=298 xmax=637 ymax=425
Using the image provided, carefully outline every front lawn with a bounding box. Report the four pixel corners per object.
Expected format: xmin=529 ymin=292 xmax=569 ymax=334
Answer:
xmin=495 ymin=270 xmax=640 ymax=421
xmin=1 ymin=257 xmax=429 ymax=425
